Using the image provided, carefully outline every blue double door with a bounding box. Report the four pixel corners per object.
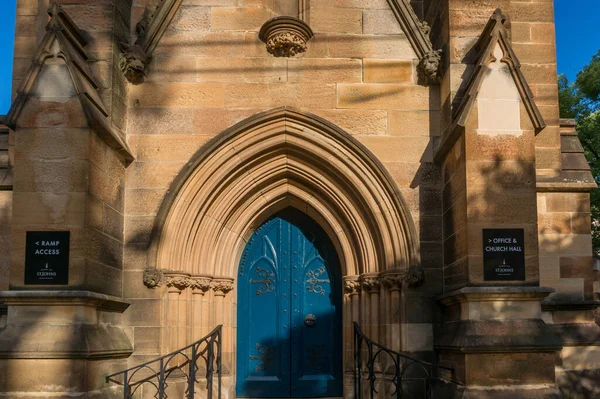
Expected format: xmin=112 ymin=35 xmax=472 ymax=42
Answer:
xmin=236 ymin=209 xmax=343 ymax=398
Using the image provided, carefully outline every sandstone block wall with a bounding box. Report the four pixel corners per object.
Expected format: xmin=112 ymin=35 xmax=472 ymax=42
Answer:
xmin=8 ymin=0 xmax=133 ymax=295
xmin=4 ymin=1 xmax=598 ymax=397
xmin=424 ymin=0 xmax=560 ymax=178
xmin=0 ymin=124 xmax=11 ymax=293
xmin=122 ymin=0 xmax=442 ymax=364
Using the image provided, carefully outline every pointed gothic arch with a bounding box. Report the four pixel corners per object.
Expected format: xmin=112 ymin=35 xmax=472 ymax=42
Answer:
xmin=148 ymin=107 xmax=420 ymax=280
xmin=143 ymin=107 xmax=424 ymax=394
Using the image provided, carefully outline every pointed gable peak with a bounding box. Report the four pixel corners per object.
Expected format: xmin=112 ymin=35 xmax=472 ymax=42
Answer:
xmin=5 ymin=1 xmax=134 ymax=163
xmin=453 ymin=8 xmax=546 ymax=133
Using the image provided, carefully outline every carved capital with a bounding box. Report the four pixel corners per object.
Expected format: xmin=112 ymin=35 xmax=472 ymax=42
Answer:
xmin=360 ymin=276 xmax=381 ymax=293
xmin=164 ymin=275 xmax=190 ymax=291
xmin=143 ymin=268 xmax=165 ymax=288
xmin=344 ymin=279 xmax=361 ymax=295
xmin=211 ymin=279 xmax=234 ymax=296
xmin=190 ymin=276 xmax=212 ymax=295
xmin=381 ymin=274 xmax=404 ymax=291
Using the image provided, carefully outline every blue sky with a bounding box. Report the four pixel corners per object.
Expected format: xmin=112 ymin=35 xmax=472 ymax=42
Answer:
xmin=0 ymin=1 xmax=598 ymax=114
xmin=555 ymin=0 xmax=600 ymax=82
xmin=0 ymin=0 xmax=16 ymax=115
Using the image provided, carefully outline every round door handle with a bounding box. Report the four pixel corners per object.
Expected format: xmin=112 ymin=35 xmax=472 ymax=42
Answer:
xmin=304 ymin=314 xmax=316 ymax=327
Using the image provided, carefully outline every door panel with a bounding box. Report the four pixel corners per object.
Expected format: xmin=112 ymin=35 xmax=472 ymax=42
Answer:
xmin=237 ymin=219 xmax=290 ymax=397
xmin=291 ymin=228 xmax=342 ymax=397
xmin=236 ymin=209 xmax=342 ymax=398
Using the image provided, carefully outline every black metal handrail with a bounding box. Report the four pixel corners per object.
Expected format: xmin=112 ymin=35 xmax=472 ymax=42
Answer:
xmin=106 ymin=325 xmax=222 ymax=399
xmin=354 ymin=322 xmax=456 ymax=398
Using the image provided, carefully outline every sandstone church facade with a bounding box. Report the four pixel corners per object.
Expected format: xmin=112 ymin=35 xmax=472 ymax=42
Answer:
xmin=0 ymin=0 xmax=598 ymax=398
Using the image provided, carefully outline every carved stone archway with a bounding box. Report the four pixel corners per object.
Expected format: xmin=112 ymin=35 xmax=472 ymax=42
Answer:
xmin=144 ymin=107 xmax=423 ymax=393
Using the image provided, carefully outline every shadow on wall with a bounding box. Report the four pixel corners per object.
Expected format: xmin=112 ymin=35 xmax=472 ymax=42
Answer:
xmin=0 ymin=193 xmax=9 ymax=293
xmin=0 ymin=307 xmax=88 ymax=397
xmin=557 ymin=368 xmax=600 ymax=399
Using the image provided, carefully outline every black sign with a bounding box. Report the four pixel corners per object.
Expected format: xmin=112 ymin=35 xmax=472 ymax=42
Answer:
xmin=25 ymin=231 xmax=70 ymax=285
xmin=483 ymin=229 xmax=525 ymax=281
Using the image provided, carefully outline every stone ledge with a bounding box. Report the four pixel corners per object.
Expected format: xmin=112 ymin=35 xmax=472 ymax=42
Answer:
xmin=437 ymin=286 xmax=555 ymax=306
xmin=536 ymin=181 xmax=598 ymax=192
xmin=542 ymin=299 xmax=600 ymax=312
xmin=459 ymin=385 xmax=562 ymax=399
xmin=0 ymin=323 xmax=133 ymax=359
xmin=0 ymin=290 xmax=130 ymax=313
xmin=550 ymin=323 xmax=600 ymax=347
xmin=435 ymin=319 xmax=563 ymax=353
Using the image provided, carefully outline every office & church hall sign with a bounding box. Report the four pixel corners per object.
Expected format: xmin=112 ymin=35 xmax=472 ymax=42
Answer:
xmin=24 ymin=231 xmax=70 ymax=285
xmin=483 ymin=228 xmax=525 ymax=281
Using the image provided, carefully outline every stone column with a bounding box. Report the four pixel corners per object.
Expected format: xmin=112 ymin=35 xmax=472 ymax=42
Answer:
xmin=163 ymin=273 xmax=190 ymax=354
xmin=211 ymin=278 xmax=234 ymax=373
xmin=343 ymin=277 xmax=360 ymax=371
xmin=190 ymin=276 xmax=211 ymax=341
xmin=360 ymin=273 xmax=381 ymax=379
xmin=381 ymin=274 xmax=403 ymax=352
xmin=360 ymin=274 xmax=381 ymax=343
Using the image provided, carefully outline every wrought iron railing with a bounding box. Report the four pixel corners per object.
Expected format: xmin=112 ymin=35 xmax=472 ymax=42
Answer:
xmin=106 ymin=325 xmax=222 ymax=399
xmin=354 ymin=322 xmax=458 ymax=398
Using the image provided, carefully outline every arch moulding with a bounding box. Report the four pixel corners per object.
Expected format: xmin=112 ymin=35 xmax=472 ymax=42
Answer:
xmin=146 ymin=107 xmax=421 ymax=284
xmin=142 ymin=107 xmax=424 ymax=380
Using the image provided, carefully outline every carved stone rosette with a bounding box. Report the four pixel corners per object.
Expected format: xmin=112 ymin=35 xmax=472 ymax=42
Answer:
xmin=211 ymin=279 xmax=234 ymax=296
xmin=259 ymin=16 xmax=314 ymax=58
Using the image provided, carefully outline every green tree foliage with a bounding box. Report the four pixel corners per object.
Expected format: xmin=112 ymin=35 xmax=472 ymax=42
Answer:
xmin=558 ymin=50 xmax=600 ymax=253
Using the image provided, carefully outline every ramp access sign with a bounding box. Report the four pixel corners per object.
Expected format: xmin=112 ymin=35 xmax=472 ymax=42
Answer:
xmin=483 ymin=228 xmax=525 ymax=281
xmin=25 ymin=231 xmax=70 ymax=285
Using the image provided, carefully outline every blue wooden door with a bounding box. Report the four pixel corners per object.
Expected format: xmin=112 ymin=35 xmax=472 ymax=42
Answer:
xmin=236 ymin=209 xmax=343 ymax=398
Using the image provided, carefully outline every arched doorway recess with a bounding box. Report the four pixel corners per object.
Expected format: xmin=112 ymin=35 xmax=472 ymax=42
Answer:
xmin=144 ymin=107 xmax=422 ymax=396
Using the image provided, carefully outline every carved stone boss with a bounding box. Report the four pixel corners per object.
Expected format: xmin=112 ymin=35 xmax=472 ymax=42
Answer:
xmin=119 ymin=0 xmax=184 ymax=84
xmin=258 ymin=16 xmax=314 ymax=58
xmin=386 ymin=0 xmax=442 ymax=81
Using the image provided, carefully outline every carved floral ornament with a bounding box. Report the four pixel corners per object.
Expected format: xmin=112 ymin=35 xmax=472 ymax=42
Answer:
xmin=259 ymin=16 xmax=314 ymax=58
xmin=142 ymin=269 xmax=229 ymax=295
xmin=343 ymin=267 xmax=425 ymax=294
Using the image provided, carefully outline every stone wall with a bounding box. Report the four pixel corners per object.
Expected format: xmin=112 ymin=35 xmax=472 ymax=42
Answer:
xmin=433 ymin=0 xmax=560 ymax=177
xmin=2 ymin=0 xmax=598 ymax=398
xmin=122 ymin=0 xmax=443 ymax=371
xmin=0 ymin=124 xmax=11 ymax=293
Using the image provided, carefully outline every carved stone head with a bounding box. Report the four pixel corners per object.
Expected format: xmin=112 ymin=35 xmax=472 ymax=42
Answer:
xmin=118 ymin=42 xmax=153 ymax=85
xmin=143 ymin=268 xmax=164 ymax=288
xmin=419 ymin=49 xmax=442 ymax=81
